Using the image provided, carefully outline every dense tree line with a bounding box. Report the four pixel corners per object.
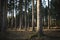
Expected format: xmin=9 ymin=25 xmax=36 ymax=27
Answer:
xmin=0 ymin=0 xmax=60 ymax=31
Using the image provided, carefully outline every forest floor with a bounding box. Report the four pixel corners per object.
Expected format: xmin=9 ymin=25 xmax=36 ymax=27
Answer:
xmin=0 ymin=30 xmax=60 ymax=40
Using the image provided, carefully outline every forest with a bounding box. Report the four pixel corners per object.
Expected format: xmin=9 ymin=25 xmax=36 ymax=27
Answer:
xmin=0 ymin=0 xmax=60 ymax=40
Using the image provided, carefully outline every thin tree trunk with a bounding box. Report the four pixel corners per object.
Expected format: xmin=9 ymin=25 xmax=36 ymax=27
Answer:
xmin=50 ymin=16 xmax=51 ymax=26
xmin=27 ymin=0 xmax=29 ymax=29
xmin=28 ymin=12 xmax=29 ymax=29
xmin=11 ymin=0 xmax=14 ymax=29
xmin=19 ymin=0 xmax=23 ymax=30
xmin=32 ymin=0 xmax=34 ymax=31
xmin=48 ymin=0 xmax=50 ymax=29
xmin=25 ymin=0 xmax=27 ymax=30
xmin=0 ymin=0 xmax=2 ymax=31
xmin=15 ymin=0 xmax=17 ymax=29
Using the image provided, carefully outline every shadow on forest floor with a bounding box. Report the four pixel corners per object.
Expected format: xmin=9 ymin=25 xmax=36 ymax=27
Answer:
xmin=0 ymin=31 xmax=60 ymax=40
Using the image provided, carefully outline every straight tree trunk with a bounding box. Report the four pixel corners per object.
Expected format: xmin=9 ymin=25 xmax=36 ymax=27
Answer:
xmin=32 ymin=0 xmax=34 ymax=31
xmin=37 ymin=0 xmax=43 ymax=36
xmin=11 ymin=0 xmax=14 ymax=28
xmin=25 ymin=0 xmax=27 ymax=30
xmin=27 ymin=0 xmax=29 ymax=29
xmin=0 ymin=0 xmax=2 ymax=31
xmin=50 ymin=16 xmax=51 ymax=26
xmin=48 ymin=0 xmax=50 ymax=29
xmin=19 ymin=0 xmax=23 ymax=30
xmin=15 ymin=0 xmax=17 ymax=28
xmin=37 ymin=0 xmax=40 ymax=31
xmin=1 ymin=0 xmax=7 ymax=32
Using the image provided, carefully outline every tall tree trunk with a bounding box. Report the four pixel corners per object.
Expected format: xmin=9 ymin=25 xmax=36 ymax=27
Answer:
xmin=25 ymin=0 xmax=27 ymax=30
xmin=0 ymin=0 xmax=2 ymax=31
xmin=27 ymin=0 xmax=29 ymax=29
xmin=37 ymin=0 xmax=40 ymax=31
xmin=15 ymin=0 xmax=17 ymax=28
xmin=37 ymin=0 xmax=43 ymax=36
xmin=48 ymin=0 xmax=50 ymax=29
xmin=19 ymin=0 xmax=23 ymax=30
xmin=11 ymin=0 xmax=14 ymax=28
xmin=1 ymin=0 xmax=7 ymax=32
xmin=32 ymin=0 xmax=34 ymax=31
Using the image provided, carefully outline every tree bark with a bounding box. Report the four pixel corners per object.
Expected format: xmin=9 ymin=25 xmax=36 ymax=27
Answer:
xmin=37 ymin=0 xmax=43 ymax=36
xmin=25 ymin=0 xmax=27 ymax=30
xmin=1 ymin=0 xmax=7 ymax=32
xmin=0 ymin=0 xmax=2 ymax=31
xmin=37 ymin=0 xmax=40 ymax=31
xmin=19 ymin=0 xmax=23 ymax=30
xmin=48 ymin=0 xmax=50 ymax=29
xmin=32 ymin=0 xmax=34 ymax=31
